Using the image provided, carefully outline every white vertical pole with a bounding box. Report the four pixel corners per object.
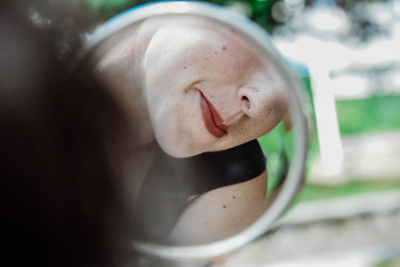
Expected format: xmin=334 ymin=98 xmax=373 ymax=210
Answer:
xmin=308 ymin=63 xmax=344 ymax=177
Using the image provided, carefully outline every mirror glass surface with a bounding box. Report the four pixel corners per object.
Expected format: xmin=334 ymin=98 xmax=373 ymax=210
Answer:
xmin=84 ymin=10 xmax=302 ymax=248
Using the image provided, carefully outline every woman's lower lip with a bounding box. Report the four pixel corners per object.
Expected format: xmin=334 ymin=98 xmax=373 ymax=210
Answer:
xmin=200 ymin=92 xmax=228 ymax=138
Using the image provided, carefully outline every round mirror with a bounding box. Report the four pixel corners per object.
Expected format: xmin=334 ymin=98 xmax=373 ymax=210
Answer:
xmin=78 ymin=1 xmax=308 ymax=265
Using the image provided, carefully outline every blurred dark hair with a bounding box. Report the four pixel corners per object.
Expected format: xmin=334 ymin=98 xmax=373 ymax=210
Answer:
xmin=0 ymin=1 xmax=130 ymax=266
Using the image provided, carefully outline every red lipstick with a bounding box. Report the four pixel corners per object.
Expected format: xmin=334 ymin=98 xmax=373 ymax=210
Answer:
xmin=200 ymin=91 xmax=228 ymax=138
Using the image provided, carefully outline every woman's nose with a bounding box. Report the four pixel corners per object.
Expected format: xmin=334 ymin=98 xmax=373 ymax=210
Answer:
xmin=238 ymin=85 xmax=287 ymax=119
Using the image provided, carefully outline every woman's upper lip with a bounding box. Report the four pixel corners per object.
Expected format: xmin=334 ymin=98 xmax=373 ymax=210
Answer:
xmin=200 ymin=91 xmax=229 ymax=138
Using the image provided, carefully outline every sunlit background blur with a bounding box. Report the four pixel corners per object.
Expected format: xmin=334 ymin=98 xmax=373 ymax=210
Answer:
xmin=19 ymin=0 xmax=400 ymax=266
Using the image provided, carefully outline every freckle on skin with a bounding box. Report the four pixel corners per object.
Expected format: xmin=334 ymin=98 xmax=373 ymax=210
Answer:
xmin=222 ymin=45 xmax=227 ymax=50
xmin=232 ymin=195 xmax=236 ymax=199
xmin=223 ymin=205 xmax=227 ymax=208
xmin=183 ymin=66 xmax=187 ymax=69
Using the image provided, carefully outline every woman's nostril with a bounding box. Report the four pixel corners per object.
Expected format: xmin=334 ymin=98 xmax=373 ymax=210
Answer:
xmin=241 ymin=96 xmax=251 ymax=109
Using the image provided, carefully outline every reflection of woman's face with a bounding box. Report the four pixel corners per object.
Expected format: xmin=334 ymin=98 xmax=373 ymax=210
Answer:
xmin=94 ymin=17 xmax=288 ymax=157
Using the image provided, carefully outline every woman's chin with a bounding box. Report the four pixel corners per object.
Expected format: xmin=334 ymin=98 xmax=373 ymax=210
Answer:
xmin=154 ymin=130 xmax=212 ymax=158
xmin=157 ymin=141 xmax=203 ymax=158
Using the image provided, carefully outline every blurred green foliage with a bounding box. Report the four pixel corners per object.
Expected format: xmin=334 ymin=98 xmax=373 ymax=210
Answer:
xmin=295 ymin=179 xmax=400 ymax=203
xmin=85 ymin=0 xmax=280 ymax=32
xmin=336 ymin=94 xmax=400 ymax=135
xmin=88 ymin=0 xmax=129 ymax=10
xmin=298 ymin=94 xmax=400 ymax=203
xmin=373 ymin=254 xmax=400 ymax=267
xmin=258 ymin=122 xmax=286 ymax=193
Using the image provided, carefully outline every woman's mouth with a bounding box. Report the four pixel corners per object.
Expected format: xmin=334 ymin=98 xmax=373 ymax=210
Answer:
xmin=200 ymin=91 xmax=228 ymax=138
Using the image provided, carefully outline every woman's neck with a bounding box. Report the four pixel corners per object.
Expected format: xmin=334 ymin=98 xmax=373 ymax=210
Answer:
xmin=92 ymin=20 xmax=155 ymax=148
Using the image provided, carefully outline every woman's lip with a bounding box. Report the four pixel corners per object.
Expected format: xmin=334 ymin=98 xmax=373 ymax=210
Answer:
xmin=200 ymin=91 xmax=228 ymax=138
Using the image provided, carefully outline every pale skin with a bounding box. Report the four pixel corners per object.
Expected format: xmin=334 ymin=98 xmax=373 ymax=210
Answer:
xmin=169 ymin=171 xmax=267 ymax=244
xmin=90 ymin=16 xmax=288 ymax=244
